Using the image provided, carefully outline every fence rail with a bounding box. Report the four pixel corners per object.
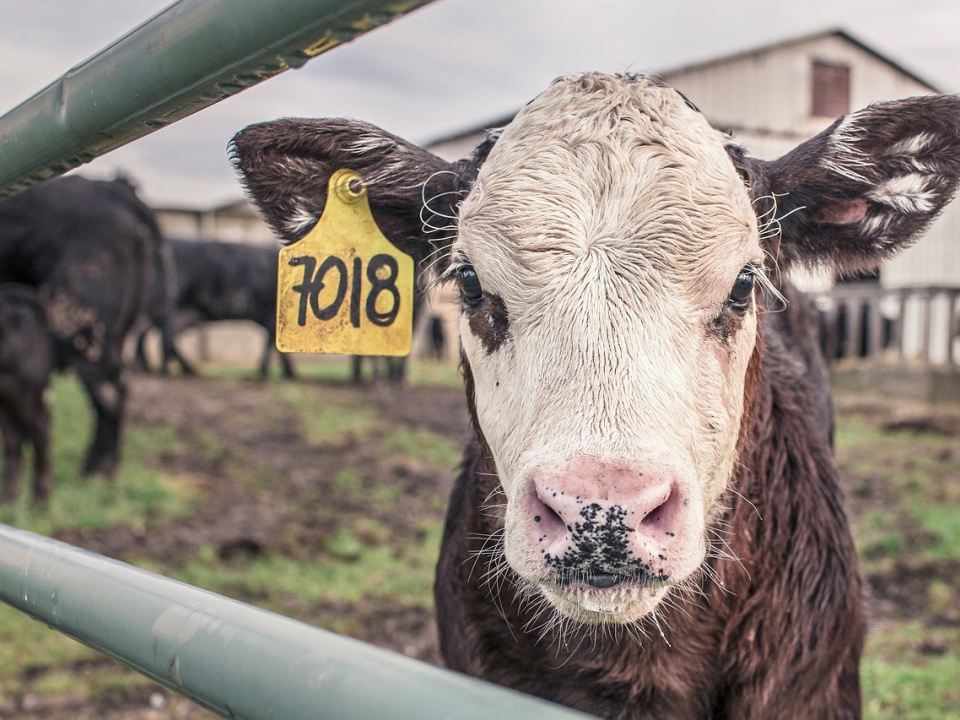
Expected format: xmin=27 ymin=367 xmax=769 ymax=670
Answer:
xmin=818 ymin=282 xmax=960 ymax=367
xmin=0 ymin=523 xmax=589 ymax=719
xmin=0 ymin=0 xmax=434 ymax=198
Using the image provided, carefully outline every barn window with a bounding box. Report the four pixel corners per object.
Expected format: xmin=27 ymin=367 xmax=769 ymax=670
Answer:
xmin=811 ymin=61 xmax=850 ymax=118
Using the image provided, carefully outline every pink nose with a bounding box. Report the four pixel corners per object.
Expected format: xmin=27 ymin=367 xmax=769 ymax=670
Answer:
xmin=524 ymin=461 xmax=687 ymax=581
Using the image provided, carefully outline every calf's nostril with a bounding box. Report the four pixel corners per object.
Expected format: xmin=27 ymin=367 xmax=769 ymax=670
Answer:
xmin=638 ymin=486 xmax=678 ymax=530
xmin=529 ymin=488 xmax=567 ymax=546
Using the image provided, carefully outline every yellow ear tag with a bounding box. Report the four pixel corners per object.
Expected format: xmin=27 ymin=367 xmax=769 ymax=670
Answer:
xmin=276 ymin=169 xmax=414 ymax=356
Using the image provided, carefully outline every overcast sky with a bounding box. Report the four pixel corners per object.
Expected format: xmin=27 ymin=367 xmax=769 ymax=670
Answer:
xmin=1 ymin=0 xmax=958 ymax=208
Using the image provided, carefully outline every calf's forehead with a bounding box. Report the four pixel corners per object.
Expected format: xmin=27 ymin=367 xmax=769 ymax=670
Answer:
xmin=457 ymin=75 xmax=760 ymax=305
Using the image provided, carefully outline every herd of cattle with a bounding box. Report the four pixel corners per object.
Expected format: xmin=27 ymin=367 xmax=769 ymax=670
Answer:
xmin=0 ymin=175 xmax=318 ymax=504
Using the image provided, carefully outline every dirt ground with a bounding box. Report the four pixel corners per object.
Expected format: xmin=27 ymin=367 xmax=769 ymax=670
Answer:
xmin=10 ymin=371 xmax=473 ymax=719
xmin=833 ymin=394 xmax=960 ymax=636
xmin=5 ymin=373 xmax=960 ymax=718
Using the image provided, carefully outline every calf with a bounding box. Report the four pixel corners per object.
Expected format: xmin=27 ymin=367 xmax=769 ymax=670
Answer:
xmin=136 ymin=238 xmax=293 ymax=379
xmin=0 ymin=284 xmax=52 ymax=504
xmin=231 ymin=75 xmax=960 ymax=718
xmin=0 ymin=175 xmax=164 ymax=476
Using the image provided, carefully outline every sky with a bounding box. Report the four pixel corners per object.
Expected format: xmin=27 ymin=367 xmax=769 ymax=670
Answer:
xmin=0 ymin=0 xmax=958 ymax=209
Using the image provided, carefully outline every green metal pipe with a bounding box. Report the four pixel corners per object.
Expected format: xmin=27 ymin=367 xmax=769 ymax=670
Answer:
xmin=0 ymin=523 xmax=591 ymax=719
xmin=0 ymin=0 xmax=435 ymax=198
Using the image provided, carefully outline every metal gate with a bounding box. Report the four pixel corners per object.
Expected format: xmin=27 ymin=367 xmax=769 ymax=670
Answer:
xmin=0 ymin=2 xmax=589 ymax=717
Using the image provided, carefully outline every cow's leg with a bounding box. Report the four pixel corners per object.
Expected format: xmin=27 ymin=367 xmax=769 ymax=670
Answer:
xmin=169 ymin=343 xmax=196 ymax=375
xmin=258 ymin=334 xmax=272 ymax=380
xmin=351 ymin=356 xmax=363 ymax=384
xmin=387 ymin=357 xmax=406 ymax=384
xmin=157 ymin=317 xmax=177 ymax=376
xmin=27 ymin=398 xmax=52 ymax=504
xmin=279 ymin=352 xmax=295 ymax=380
xmin=0 ymin=410 xmax=22 ymax=503
xmin=133 ymin=329 xmax=152 ymax=372
xmin=75 ymin=362 xmax=126 ymax=477
xmin=263 ymin=326 xmax=295 ymax=380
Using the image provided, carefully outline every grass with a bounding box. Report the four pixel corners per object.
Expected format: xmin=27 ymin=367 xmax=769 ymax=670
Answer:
xmin=834 ymin=401 xmax=960 ymax=719
xmin=166 ymin=521 xmax=442 ymax=620
xmin=2 ymin=371 xmax=958 ymax=716
xmin=275 ymin=383 xmax=377 ymax=445
xmin=862 ymin=624 xmax=960 ymax=720
xmin=0 ymin=362 xmax=462 ymax=713
xmin=383 ymin=428 xmax=463 ymax=467
xmin=0 ymin=375 xmax=199 ymax=536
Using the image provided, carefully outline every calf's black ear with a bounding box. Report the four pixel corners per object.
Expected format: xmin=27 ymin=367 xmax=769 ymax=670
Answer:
xmin=230 ymin=118 xmax=465 ymax=263
xmin=742 ymin=95 xmax=960 ymax=274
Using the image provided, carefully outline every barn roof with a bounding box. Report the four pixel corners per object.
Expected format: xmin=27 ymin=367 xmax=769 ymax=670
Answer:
xmin=659 ymin=28 xmax=940 ymax=92
xmin=427 ymin=28 xmax=941 ymax=148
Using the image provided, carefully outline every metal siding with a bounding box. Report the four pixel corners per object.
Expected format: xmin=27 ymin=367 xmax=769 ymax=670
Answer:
xmin=883 ymin=201 xmax=960 ymax=289
xmin=665 ymin=34 xmax=954 ymax=289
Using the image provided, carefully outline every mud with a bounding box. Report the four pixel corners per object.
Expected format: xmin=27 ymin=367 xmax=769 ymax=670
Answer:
xmin=5 ymin=377 xmax=959 ymax=718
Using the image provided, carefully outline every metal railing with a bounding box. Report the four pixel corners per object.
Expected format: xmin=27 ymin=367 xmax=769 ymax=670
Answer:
xmin=0 ymin=2 xmax=593 ymax=717
xmin=0 ymin=524 xmax=588 ymax=719
xmin=817 ymin=282 xmax=960 ymax=367
xmin=0 ymin=0 xmax=432 ymax=197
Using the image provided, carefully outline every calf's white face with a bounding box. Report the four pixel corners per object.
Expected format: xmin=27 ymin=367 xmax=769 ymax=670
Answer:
xmin=450 ymin=75 xmax=762 ymax=622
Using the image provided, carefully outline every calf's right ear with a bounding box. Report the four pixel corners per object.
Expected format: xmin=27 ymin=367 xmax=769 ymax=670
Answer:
xmin=230 ymin=118 xmax=464 ymax=263
xmin=747 ymin=94 xmax=960 ymax=275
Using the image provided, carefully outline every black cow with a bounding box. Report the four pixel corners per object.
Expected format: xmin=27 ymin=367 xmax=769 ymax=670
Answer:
xmin=135 ymin=238 xmax=293 ymax=379
xmin=0 ymin=284 xmax=53 ymax=504
xmin=0 ymin=175 xmax=166 ymax=476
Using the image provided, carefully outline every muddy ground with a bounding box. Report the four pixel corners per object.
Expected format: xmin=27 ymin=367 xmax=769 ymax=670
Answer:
xmin=5 ymin=372 xmax=960 ymax=718
xmin=8 ymin=371 xmax=473 ymax=719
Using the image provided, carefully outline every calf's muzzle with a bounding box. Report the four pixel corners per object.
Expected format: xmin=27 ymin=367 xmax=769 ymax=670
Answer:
xmin=522 ymin=459 xmax=693 ymax=586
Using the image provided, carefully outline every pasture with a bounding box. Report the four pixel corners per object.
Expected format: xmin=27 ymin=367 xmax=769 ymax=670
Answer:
xmin=0 ymin=358 xmax=957 ymax=719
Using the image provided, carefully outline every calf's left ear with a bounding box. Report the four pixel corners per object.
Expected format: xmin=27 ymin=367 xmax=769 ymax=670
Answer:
xmin=742 ymin=94 xmax=960 ymax=274
xmin=230 ymin=118 xmax=464 ymax=263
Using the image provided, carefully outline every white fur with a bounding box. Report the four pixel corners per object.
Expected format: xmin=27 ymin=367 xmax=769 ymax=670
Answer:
xmin=866 ymin=173 xmax=937 ymax=214
xmin=346 ymin=134 xmax=393 ymax=155
xmin=284 ymin=204 xmax=319 ymax=237
xmin=455 ymin=75 xmax=762 ymax=624
xmin=823 ymin=112 xmax=873 ymax=183
xmin=885 ymin=132 xmax=935 ymax=158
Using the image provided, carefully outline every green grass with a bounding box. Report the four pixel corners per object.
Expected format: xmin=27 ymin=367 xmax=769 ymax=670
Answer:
xmin=383 ymin=428 xmax=461 ymax=468
xmin=275 ymin=384 xmax=377 ymax=445
xmin=914 ymin=506 xmax=960 ymax=560
xmin=3 ymin=374 xmax=958 ymax=716
xmin=198 ymin=355 xmax=460 ymax=386
xmin=0 ymin=604 xmax=97 ymax=696
xmin=169 ymin=521 xmax=442 ymax=612
xmin=835 ymin=404 xmax=960 ymax=717
xmin=862 ymin=624 xmax=960 ymax=720
xmin=0 ymin=375 xmax=199 ymax=536
xmin=0 ymin=366 xmax=461 ymax=709
xmin=407 ymin=359 xmax=463 ymax=389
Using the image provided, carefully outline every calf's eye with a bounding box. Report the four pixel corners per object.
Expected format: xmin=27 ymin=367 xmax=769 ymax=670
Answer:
xmin=457 ymin=265 xmax=484 ymax=303
xmin=728 ymin=268 xmax=755 ymax=310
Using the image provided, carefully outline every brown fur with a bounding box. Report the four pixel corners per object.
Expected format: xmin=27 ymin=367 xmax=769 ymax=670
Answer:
xmin=437 ymin=283 xmax=864 ymax=719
